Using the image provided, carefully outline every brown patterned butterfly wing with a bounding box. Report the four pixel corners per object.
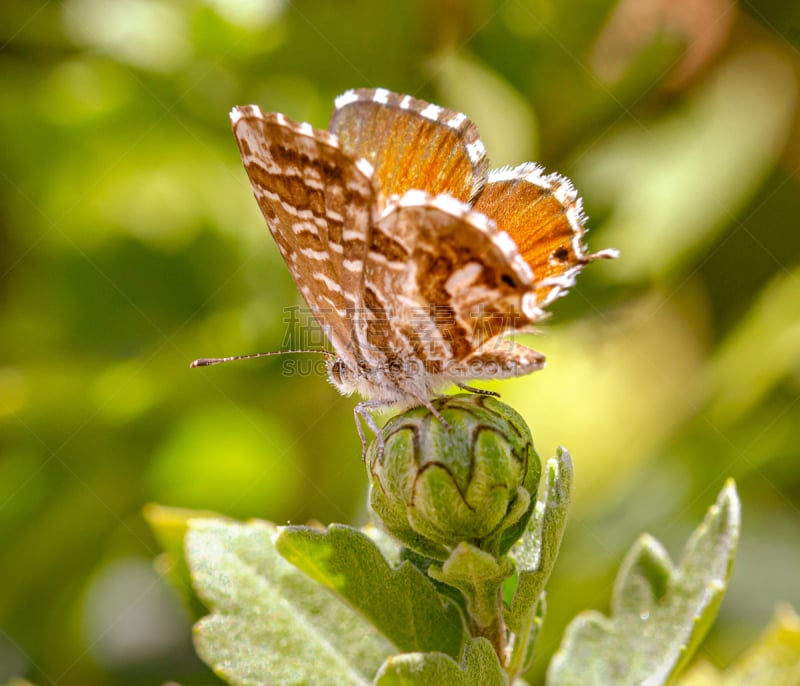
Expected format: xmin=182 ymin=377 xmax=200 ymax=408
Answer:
xmin=329 ymin=88 xmax=489 ymax=203
xmin=473 ymin=164 xmax=618 ymax=313
xmin=230 ymin=106 xmax=378 ymax=366
xmin=361 ymin=190 xmax=544 ymax=390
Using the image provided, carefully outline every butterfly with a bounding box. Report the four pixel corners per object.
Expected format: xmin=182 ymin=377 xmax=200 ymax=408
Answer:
xmin=194 ymin=87 xmax=617 ymax=449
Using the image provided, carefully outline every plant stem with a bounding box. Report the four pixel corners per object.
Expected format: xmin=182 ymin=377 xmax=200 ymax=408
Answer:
xmin=428 ymin=545 xmax=516 ymax=668
xmin=467 ymin=583 xmax=508 ymax=665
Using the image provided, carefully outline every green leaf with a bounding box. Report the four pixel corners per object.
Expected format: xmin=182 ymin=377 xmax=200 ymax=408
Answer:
xmin=506 ymin=449 xmax=573 ymax=675
xmin=508 ymin=593 xmax=545 ymax=678
xmin=398 ymin=545 xmax=468 ymax=613
xmin=510 ymin=449 xmax=573 ymax=582
xmin=143 ymin=503 xmax=219 ymax=620
xmin=677 ymin=605 xmax=800 ymax=686
xmin=275 ymin=523 xmax=466 ymax=658
xmin=548 ymin=480 xmax=740 ymax=686
xmin=186 ymin=518 xmax=394 ymax=686
xmin=374 ymin=638 xmax=508 ymax=686
xmin=363 ymin=523 xmax=404 ymax=567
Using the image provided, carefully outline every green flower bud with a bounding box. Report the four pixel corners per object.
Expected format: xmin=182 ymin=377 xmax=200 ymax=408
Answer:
xmin=367 ymin=394 xmax=541 ymax=561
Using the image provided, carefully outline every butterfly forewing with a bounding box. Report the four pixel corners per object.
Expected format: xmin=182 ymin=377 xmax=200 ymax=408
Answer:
xmin=472 ymin=163 xmax=616 ymax=309
xmin=329 ymin=88 xmax=489 ymax=204
xmin=231 ymin=106 xmax=377 ymax=365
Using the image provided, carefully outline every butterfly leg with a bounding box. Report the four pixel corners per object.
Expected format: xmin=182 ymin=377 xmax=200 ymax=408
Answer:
xmin=354 ymin=400 xmax=388 ymax=462
xmin=414 ymin=395 xmax=452 ymax=431
xmin=456 ymin=383 xmax=500 ymax=398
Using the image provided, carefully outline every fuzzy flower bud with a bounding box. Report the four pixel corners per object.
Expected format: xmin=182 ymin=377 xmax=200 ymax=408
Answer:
xmin=367 ymin=394 xmax=541 ymax=561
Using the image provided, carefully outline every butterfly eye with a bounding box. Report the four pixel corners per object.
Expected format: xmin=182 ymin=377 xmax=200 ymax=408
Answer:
xmin=501 ymin=274 xmax=517 ymax=288
xmin=328 ymin=358 xmax=345 ymax=385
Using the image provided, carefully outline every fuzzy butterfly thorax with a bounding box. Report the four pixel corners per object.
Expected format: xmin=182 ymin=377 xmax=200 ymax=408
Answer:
xmin=230 ymin=88 xmax=617 ymax=416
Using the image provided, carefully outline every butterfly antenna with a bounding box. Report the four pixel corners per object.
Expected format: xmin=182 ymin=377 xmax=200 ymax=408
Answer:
xmin=190 ymin=349 xmax=335 ymax=368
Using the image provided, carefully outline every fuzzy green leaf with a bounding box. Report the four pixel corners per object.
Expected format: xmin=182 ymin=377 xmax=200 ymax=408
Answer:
xmin=506 ymin=449 xmax=572 ymax=675
xmin=186 ymin=518 xmax=394 ymax=686
xmin=374 ymin=638 xmax=507 ymax=686
xmin=509 ymin=593 xmax=545 ymax=677
xmin=510 ymin=449 xmax=574 ymax=590
xmin=548 ymin=480 xmax=740 ymax=686
xmin=275 ymin=523 xmax=466 ymax=658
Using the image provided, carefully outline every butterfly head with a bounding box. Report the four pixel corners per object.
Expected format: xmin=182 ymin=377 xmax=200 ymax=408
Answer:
xmin=326 ymin=356 xmax=392 ymax=400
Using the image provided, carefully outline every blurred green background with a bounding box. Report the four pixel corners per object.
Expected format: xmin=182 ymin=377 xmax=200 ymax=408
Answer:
xmin=1 ymin=0 xmax=799 ymax=684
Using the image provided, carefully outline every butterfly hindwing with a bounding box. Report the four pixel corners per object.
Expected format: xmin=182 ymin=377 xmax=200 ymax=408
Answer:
xmin=451 ymin=342 xmax=545 ymax=381
xmin=362 ymin=190 xmax=541 ymax=378
xmin=473 ymin=163 xmax=617 ymax=310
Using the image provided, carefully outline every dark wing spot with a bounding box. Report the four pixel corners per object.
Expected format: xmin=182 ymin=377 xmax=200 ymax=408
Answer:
xmin=553 ymin=246 xmax=570 ymax=262
xmin=501 ymin=273 xmax=517 ymax=288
